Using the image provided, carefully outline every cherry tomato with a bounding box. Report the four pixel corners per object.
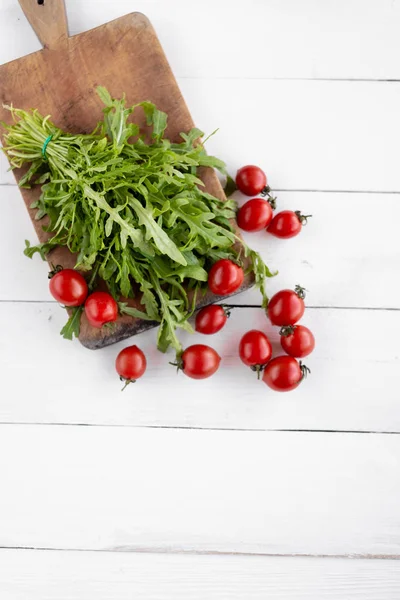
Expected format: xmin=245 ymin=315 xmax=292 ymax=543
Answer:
xmin=236 ymin=165 xmax=267 ymax=196
xmin=239 ymin=330 xmax=272 ymax=372
xmin=181 ymin=344 xmax=221 ymax=379
xmin=85 ymin=291 xmax=118 ymax=328
xmin=237 ymin=198 xmax=274 ymax=232
xmin=49 ymin=268 xmax=88 ymax=307
xmin=267 ymin=286 xmax=306 ymax=326
xmin=116 ymin=345 xmax=147 ymax=389
xmin=195 ymin=305 xmax=228 ymax=335
xmin=208 ymin=259 xmax=244 ymax=296
xmin=262 ymin=356 xmax=309 ymax=392
xmin=268 ymin=210 xmax=311 ymax=239
xmin=280 ymin=325 xmax=315 ymax=358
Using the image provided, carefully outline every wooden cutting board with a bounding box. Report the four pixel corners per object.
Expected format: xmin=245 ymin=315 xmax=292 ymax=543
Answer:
xmin=0 ymin=0 xmax=253 ymax=349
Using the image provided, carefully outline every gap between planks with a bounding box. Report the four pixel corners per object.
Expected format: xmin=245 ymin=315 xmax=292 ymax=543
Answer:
xmin=0 ymin=422 xmax=398 ymax=435
xmin=0 ymin=301 xmax=399 ymax=312
xmin=177 ymin=78 xmax=400 ymax=83
xmin=0 ymin=545 xmax=399 ymax=560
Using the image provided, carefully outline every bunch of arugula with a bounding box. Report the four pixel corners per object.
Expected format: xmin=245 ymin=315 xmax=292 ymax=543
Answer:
xmin=2 ymin=87 xmax=274 ymax=353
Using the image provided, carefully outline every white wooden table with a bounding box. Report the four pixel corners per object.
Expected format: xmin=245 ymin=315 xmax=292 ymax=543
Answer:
xmin=1 ymin=1 xmax=400 ymax=597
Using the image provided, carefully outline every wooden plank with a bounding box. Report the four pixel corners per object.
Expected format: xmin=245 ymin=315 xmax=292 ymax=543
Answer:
xmin=0 ymin=304 xmax=398 ymax=432
xmin=0 ymin=426 xmax=399 ymax=555
xmin=181 ymin=79 xmax=400 ymax=193
xmin=200 ymin=189 xmax=400 ymax=308
xmin=2 ymin=79 xmax=400 ymax=192
xmin=2 ymin=187 xmax=399 ymax=309
xmin=1 ymin=549 xmax=400 ymax=600
xmin=1 ymin=0 xmax=400 ymax=81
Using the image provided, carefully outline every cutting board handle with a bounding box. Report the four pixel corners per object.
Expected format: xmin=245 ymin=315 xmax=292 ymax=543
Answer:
xmin=18 ymin=0 xmax=68 ymax=48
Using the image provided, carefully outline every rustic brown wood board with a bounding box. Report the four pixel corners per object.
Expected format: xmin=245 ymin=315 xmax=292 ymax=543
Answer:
xmin=0 ymin=0 xmax=253 ymax=349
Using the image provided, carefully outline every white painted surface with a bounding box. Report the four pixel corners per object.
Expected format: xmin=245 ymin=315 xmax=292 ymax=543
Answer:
xmin=0 ymin=426 xmax=400 ymax=556
xmin=1 ymin=550 xmax=400 ymax=600
xmin=0 ymin=0 xmax=399 ymax=597
xmin=0 ymin=305 xmax=399 ymax=432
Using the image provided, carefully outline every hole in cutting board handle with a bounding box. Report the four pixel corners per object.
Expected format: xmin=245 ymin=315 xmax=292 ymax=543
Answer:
xmin=20 ymin=0 xmax=68 ymax=48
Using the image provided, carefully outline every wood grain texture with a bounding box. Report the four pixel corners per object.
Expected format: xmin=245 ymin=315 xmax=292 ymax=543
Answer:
xmin=0 ymin=426 xmax=400 ymax=556
xmin=0 ymin=304 xmax=399 ymax=432
xmin=1 ymin=550 xmax=400 ymax=600
xmin=0 ymin=8 xmax=252 ymax=349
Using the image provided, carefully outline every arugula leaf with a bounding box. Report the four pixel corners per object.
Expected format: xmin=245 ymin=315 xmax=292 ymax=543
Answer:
xmin=171 ymin=198 xmax=235 ymax=249
xmin=83 ymin=185 xmax=154 ymax=256
xmin=179 ymin=128 xmax=204 ymax=147
xmin=153 ymin=289 xmax=182 ymax=353
xmin=129 ymin=197 xmax=186 ymax=265
xmin=60 ymin=306 xmax=83 ymax=340
xmin=128 ymin=260 xmax=160 ymax=321
xmin=97 ymin=86 xmax=113 ymax=107
xmin=246 ymin=248 xmax=277 ymax=308
xmin=173 ymin=264 xmax=208 ymax=282
xmin=141 ymin=102 xmax=167 ymax=141
xmin=197 ymin=153 xmax=227 ymax=174
xmin=224 ymin=174 xmax=237 ymax=197
xmin=24 ymin=239 xmax=60 ymax=259
xmin=118 ymin=302 xmax=156 ymax=321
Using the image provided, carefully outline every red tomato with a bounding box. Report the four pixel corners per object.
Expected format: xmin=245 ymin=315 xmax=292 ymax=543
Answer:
xmin=208 ymin=259 xmax=244 ymax=296
xmin=268 ymin=210 xmax=311 ymax=239
xmin=85 ymin=291 xmax=118 ymax=328
xmin=239 ymin=330 xmax=272 ymax=371
xmin=195 ymin=305 xmax=228 ymax=335
xmin=237 ymin=198 xmax=274 ymax=232
xmin=280 ymin=325 xmax=315 ymax=358
xmin=236 ymin=165 xmax=267 ymax=196
xmin=116 ymin=345 xmax=147 ymax=389
xmin=262 ymin=356 xmax=309 ymax=392
xmin=49 ymin=268 xmax=88 ymax=307
xmin=181 ymin=344 xmax=221 ymax=379
xmin=267 ymin=286 xmax=306 ymax=326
